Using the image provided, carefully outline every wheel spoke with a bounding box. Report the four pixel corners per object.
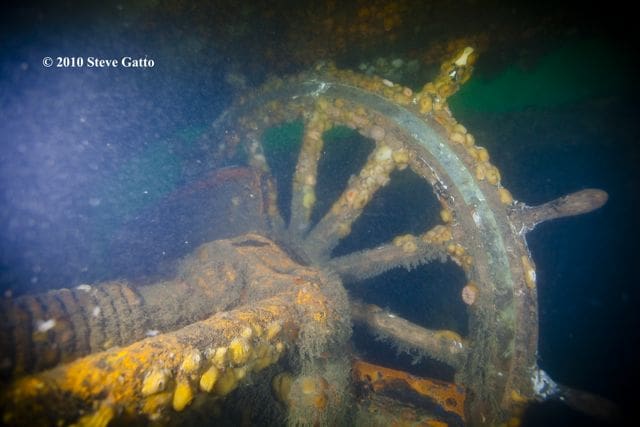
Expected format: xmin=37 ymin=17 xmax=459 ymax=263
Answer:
xmin=240 ymin=129 xmax=287 ymax=235
xmin=260 ymin=171 xmax=287 ymax=236
xmin=245 ymin=131 xmax=270 ymax=172
xmin=304 ymin=141 xmax=409 ymax=261
xmin=327 ymin=232 xmax=448 ymax=282
xmin=513 ymin=188 xmax=608 ymax=232
xmin=289 ymin=107 xmax=328 ymax=237
xmin=351 ymin=301 xmax=467 ymax=370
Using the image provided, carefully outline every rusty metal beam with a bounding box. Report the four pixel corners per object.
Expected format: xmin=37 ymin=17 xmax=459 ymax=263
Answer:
xmin=353 ymin=359 xmax=466 ymax=422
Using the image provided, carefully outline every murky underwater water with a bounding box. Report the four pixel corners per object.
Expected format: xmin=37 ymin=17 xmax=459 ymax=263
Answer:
xmin=1 ymin=2 xmax=638 ymax=426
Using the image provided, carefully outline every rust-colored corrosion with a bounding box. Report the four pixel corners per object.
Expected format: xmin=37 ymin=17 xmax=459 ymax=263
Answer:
xmin=353 ymin=359 xmax=466 ymax=421
xmin=354 ymin=393 xmax=457 ymax=427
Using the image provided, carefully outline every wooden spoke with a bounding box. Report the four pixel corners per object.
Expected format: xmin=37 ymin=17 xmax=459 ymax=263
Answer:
xmin=289 ymin=108 xmax=328 ymax=236
xmin=327 ymin=233 xmax=447 ymax=283
xmin=303 ymin=143 xmax=400 ymax=261
xmin=514 ymin=188 xmax=608 ymax=232
xmin=351 ymin=301 xmax=467 ymax=370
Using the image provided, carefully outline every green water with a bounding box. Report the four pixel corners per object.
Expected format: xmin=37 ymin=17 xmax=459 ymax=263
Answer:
xmin=451 ymin=39 xmax=632 ymax=113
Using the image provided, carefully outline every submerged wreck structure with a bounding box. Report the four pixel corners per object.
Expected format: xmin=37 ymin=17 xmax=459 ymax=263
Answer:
xmin=0 ymin=48 xmax=612 ymax=426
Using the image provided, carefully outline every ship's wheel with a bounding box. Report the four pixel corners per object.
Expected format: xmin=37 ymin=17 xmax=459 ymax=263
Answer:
xmin=209 ymin=47 xmax=608 ymax=425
